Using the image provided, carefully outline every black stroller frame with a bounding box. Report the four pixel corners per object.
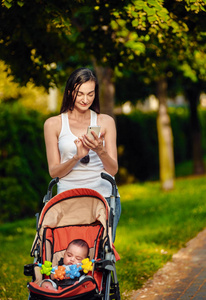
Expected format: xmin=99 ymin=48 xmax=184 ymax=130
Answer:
xmin=24 ymin=172 xmax=121 ymax=300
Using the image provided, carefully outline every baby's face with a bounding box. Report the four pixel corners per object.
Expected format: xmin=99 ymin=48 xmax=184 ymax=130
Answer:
xmin=63 ymin=244 xmax=88 ymax=265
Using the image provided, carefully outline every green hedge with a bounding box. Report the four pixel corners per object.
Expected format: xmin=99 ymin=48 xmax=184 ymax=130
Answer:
xmin=1 ymin=103 xmax=205 ymax=222
xmin=199 ymin=110 xmax=206 ymax=154
xmin=116 ymin=111 xmax=159 ymax=183
xmin=116 ymin=107 xmax=194 ymax=183
xmin=0 ymin=103 xmax=50 ymax=222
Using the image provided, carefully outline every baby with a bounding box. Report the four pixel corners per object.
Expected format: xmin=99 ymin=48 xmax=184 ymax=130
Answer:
xmin=40 ymin=239 xmax=89 ymax=290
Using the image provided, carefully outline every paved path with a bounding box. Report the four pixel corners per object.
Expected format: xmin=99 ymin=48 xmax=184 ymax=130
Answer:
xmin=131 ymin=228 xmax=206 ymax=300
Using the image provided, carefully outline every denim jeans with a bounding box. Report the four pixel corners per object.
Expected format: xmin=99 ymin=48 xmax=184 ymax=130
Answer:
xmin=105 ymin=196 xmax=121 ymax=242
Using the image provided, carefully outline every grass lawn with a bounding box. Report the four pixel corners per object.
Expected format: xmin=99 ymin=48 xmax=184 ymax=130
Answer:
xmin=1 ymin=175 xmax=206 ymax=299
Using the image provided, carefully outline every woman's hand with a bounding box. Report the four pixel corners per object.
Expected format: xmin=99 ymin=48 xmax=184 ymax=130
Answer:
xmin=81 ymin=131 xmax=105 ymax=154
xmin=74 ymin=138 xmax=89 ymax=159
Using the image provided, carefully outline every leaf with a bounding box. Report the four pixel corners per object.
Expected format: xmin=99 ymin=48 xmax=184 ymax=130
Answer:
xmin=191 ymin=4 xmax=198 ymax=10
xmin=200 ymin=5 xmax=206 ymax=11
xmin=147 ymin=0 xmax=162 ymax=8
xmin=129 ymin=10 xmax=139 ymax=18
xmin=144 ymin=6 xmax=157 ymax=16
xmin=157 ymin=8 xmax=170 ymax=21
xmin=148 ymin=15 xmax=158 ymax=22
xmin=3 ymin=0 xmax=13 ymax=9
xmin=17 ymin=1 xmax=24 ymax=7
xmin=144 ymin=34 xmax=150 ymax=42
xmin=133 ymin=0 xmax=149 ymax=11
xmin=132 ymin=19 xmax=139 ymax=27
xmin=125 ymin=40 xmax=145 ymax=54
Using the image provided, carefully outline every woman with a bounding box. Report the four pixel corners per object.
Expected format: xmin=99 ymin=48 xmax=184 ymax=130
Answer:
xmin=44 ymin=68 xmax=121 ymax=241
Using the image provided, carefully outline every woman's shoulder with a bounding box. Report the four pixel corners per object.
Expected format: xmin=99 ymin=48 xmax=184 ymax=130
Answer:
xmin=98 ymin=113 xmax=115 ymax=126
xmin=44 ymin=114 xmax=61 ymax=127
xmin=44 ymin=114 xmax=62 ymax=133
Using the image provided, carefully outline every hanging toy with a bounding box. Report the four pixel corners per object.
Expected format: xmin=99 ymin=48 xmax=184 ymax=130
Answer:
xmin=37 ymin=261 xmax=53 ymax=276
xmin=37 ymin=258 xmax=95 ymax=279
xmin=54 ymin=265 xmax=66 ymax=280
xmin=81 ymin=258 xmax=95 ymax=274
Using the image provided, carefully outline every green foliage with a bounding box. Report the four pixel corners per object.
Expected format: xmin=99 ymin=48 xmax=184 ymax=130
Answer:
xmin=199 ymin=109 xmax=206 ymax=154
xmin=0 ymin=103 xmax=50 ymax=222
xmin=1 ymin=0 xmax=205 ymax=90
xmin=1 ymin=176 xmax=206 ymax=298
xmin=169 ymin=108 xmax=191 ymax=163
xmin=0 ymin=1 xmax=75 ymax=88
xmin=119 ymin=0 xmax=206 ymax=93
xmin=116 ymin=107 xmax=201 ymax=183
xmin=0 ymin=60 xmax=51 ymax=113
xmin=116 ymin=111 xmax=159 ymax=182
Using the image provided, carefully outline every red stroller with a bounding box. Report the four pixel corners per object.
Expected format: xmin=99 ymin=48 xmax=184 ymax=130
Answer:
xmin=24 ymin=173 xmax=121 ymax=300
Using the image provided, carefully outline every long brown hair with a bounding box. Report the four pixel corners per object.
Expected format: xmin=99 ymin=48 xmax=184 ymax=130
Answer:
xmin=60 ymin=68 xmax=100 ymax=114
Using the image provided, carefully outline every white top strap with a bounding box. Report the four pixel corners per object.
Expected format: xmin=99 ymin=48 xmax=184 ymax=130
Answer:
xmin=90 ymin=110 xmax=97 ymax=126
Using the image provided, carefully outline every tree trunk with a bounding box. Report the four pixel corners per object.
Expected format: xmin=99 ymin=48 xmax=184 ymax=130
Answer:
xmin=156 ymin=78 xmax=175 ymax=190
xmin=48 ymin=86 xmax=58 ymax=112
xmin=185 ymin=85 xmax=205 ymax=175
xmin=93 ymin=64 xmax=115 ymax=118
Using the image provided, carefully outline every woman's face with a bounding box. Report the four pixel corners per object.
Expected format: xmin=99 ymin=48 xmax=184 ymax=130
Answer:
xmin=73 ymin=80 xmax=95 ymax=111
xmin=63 ymin=244 xmax=88 ymax=265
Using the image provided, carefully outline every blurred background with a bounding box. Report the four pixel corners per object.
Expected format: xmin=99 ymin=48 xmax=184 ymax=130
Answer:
xmin=1 ymin=0 xmax=206 ymax=223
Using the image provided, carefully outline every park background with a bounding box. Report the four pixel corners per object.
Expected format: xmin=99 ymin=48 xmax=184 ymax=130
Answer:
xmin=1 ymin=1 xmax=206 ymax=299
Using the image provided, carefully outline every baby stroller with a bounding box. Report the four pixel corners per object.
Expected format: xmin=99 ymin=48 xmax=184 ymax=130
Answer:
xmin=24 ymin=172 xmax=121 ymax=300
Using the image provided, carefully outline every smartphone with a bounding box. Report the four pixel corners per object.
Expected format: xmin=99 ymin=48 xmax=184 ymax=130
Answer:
xmin=87 ymin=126 xmax=101 ymax=140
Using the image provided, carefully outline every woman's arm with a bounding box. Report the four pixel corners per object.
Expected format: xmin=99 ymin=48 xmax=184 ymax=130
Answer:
xmin=44 ymin=116 xmax=86 ymax=179
xmin=97 ymin=115 xmax=118 ymax=176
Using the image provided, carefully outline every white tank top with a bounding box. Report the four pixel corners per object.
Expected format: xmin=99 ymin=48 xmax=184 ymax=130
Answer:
xmin=57 ymin=110 xmax=113 ymax=197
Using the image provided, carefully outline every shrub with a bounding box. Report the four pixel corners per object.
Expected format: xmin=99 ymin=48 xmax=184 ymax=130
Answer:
xmin=116 ymin=108 xmax=206 ymax=183
xmin=0 ymin=103 xmax=50 ymax=222
xmin=116 ymin=111 xmax=159 ymax=182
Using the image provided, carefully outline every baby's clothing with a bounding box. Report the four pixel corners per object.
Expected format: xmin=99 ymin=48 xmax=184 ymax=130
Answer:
xmin=57 ymin=109 xmax=115 ymax=197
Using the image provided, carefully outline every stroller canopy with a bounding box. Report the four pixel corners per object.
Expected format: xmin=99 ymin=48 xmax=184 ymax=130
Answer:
xmin=31 ymin=188 xmax=112 ymax=258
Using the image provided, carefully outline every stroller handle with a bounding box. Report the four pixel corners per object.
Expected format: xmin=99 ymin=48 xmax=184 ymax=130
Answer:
xmin=43 ymin=174 xmax=117 ymax=202
xmin=48 ymin=177 xmax=59 ymax=191
xmin=43 ymin=177 xmax=59 ymax=203
xmin=101 ymin=172 xmax=117 ymax=198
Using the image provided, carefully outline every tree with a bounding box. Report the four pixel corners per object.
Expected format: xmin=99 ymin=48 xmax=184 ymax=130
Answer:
xmin=156 ymin=78 xmax=175 ymax=189
xmin=1 ymin=0 xmax=206 ymax=189
xmin=161 ymin=0 xmax=206 ymax=175
xmin=80 ymin=0 xmax=206 ymax=187
xmin=109 ymin=0 xmax=206 ymax=187
xmin=0 ymin=0 xmax=80 ymax=89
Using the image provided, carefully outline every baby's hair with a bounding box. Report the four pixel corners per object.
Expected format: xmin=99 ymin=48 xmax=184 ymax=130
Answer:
xmin=68 ymin=239 xmax=89 ymax=257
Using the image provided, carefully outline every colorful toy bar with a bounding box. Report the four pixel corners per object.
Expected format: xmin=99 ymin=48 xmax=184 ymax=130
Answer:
xmin=37 ymin=258 xmax=95 ymax=280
